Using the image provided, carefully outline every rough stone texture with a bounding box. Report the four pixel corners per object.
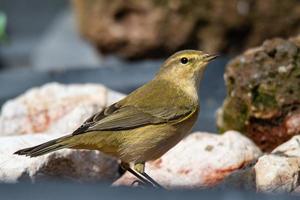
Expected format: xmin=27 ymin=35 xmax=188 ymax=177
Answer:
xmin=0 ymin=134 xmax=120 ymax=183
xmin=254 ymin=135 xmax=300 ymax=193
xmin=217 ymin=35 xmax=300 ymax=152
xmin=113 ymin=131 xmax=262 ymax=189
xmin=0 ymin=82 xmax=124 ymax=136
xmin=72 ymin=0 xmax=300 ymax=59
xmin=0 ymin=82 xmax=125 ymax=183
xmin=255 ymin=155 xmax=300 ymax=193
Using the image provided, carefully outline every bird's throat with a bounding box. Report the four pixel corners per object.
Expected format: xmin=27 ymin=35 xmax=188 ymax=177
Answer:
xmin=162 ymin=76 xmax=199 ymax=102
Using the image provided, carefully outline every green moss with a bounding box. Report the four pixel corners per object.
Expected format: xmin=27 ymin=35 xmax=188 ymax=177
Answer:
xmin=291 ymin=62 xmax=300 ymax=77
xmin=219 ymin=97 xmax=249 ymax=133
xmin=225 ymin=76 xmax=235 ymax=96
xmin=252 ymin=89 xmax=277 ymax=109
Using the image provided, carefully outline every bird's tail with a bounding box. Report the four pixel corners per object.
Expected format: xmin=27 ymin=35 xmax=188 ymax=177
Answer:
xmin=14 ymin=135 xmax=74 ymax=157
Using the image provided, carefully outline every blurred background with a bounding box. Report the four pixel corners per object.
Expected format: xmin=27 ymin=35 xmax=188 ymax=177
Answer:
xmin=1 ymin=0 xmax=300 ymax=69
xmin=0 ymin=0 xmax=300 ymax=198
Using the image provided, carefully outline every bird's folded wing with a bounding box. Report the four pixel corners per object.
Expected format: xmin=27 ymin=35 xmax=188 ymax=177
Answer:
xmin=72 ymin=104 xmax=195 ymax=135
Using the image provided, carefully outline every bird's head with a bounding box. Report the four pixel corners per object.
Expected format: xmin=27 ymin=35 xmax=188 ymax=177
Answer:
xmin=156 ymin=50 xmax=217 ymax=86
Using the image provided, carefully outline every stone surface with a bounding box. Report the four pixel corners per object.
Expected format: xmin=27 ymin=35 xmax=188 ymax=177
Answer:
xmin=0 ymin=134 xmax=120 ymax=183
xmin=113 ymin=131 xmax=262 ymax=189
xmin=254 ymin=135 xmax=300 ymax=193
xmin=0 ymin=82 xmax=125 ymax=183
xmin=72 ymin=0 xmax=300 ymax=59
xmin=0 ymin=82 xmax=124 ymax=136
xmin=255 ymin=155 xmax=299 ymax=193
xmin=217 ymin=35 xmax=300 ymax=152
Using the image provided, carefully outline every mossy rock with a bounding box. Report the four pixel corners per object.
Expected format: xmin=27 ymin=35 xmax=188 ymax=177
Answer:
xmin=217 ymin=36 xmax=300 ymax=152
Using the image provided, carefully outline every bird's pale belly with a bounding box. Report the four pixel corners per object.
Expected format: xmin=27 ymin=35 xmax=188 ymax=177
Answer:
xmin=118 ymin=124 xmax=189 ymax=162
xmin=72 ymin=109 xmax=198 ymax=163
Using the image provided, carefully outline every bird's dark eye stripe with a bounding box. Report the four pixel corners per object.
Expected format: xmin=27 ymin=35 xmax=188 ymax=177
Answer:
xmin=180 ymin=57 xmax=188 ymax=64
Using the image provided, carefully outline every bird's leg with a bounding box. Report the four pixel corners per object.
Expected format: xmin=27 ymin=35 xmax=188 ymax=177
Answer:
xmin=120 ymin=162 xmax=153 ymax=187
xmin=134 ymin=162 xmax=164 ymax=189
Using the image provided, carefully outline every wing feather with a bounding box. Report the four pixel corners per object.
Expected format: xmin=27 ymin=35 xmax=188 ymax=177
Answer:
xmin=72 ymin=104 xmax=194 ymax=134
xmin=72 ymin=79 xmax=198 ymax=135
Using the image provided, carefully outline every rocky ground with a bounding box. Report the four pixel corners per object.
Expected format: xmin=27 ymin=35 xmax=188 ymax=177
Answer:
xmin=72 ymin=0 xmax=300 ymax=59
xmin=0 ymin=82 xmax=300 ymax=194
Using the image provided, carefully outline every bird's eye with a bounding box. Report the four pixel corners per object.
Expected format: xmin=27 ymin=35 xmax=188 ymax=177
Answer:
xmin=180 ymin=57 xmax=188 ymax=64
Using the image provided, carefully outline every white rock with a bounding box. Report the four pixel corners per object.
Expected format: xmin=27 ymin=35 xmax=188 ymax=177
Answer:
xmin=113 ymin=131 xmax=262 ymax=189
xmin=273 ymin=134 xmax=300 ymax=157
xmin=255 ymin=155 xmax=299 ymax=193
xmin=255 ymin=135 xmax=300 ymax=193
xmin=0 ymin=82 xmax=124 ymax=136
xmin=0 ymin=134 xmax=119 ymax=183
xmin=0 ymin=82 xmax=125 ymax=183
xmin=0 ymin=82 xmax=105 ymax=136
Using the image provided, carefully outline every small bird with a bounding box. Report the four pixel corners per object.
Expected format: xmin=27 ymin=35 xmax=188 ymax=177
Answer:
xmin=14 ymin=50 xmax=217 ymax=187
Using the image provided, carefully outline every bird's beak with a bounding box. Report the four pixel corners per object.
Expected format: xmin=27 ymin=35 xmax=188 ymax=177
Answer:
xmin=204 ymin=54 xmax=219 ymax=62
